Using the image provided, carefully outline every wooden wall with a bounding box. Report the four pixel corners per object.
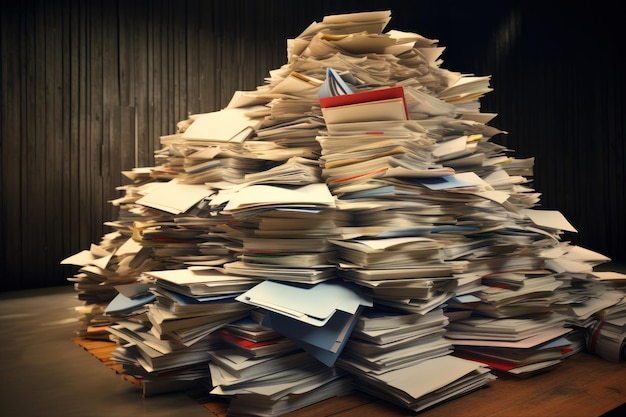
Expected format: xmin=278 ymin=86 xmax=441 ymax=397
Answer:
xmin=1 ymin=0 xmax=624 ymax=290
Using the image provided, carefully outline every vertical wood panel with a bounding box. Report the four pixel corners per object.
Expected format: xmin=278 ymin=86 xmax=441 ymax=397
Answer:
xmin=101 ymin=1 xmax=120 ymax=226
xmin=25 ymin=1 xmax=44 ymax=286
xmin=133 ymin=0 xmax=153 ymax=168
xmin=0 ymin=3 xmax=26 ymax=287
xmin=86 ymin=0 xmax=103 ymax=249
xmin=59 ymin=0 xmax=73 ymax=275
xmin=150 ymin=0 xmax=164 ymax=158
xmin=116 ymin=1 xmax=138 ymax=174
xmin=67 ymin=0 xmax=85 ymax=264
xmin=45 ymin=0 xmax=64 ymax=284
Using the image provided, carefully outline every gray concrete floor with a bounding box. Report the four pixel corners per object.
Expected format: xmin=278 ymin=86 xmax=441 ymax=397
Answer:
xmin=0 ymin=285 xmax=211 ymax=417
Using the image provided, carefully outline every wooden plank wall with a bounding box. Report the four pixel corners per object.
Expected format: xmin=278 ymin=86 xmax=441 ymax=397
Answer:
xmin=1 ymin=0 xmax=624 ymax=290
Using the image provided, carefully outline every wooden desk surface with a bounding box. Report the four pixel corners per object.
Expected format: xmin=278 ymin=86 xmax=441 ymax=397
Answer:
xmin=73 ymin=337 xmax=625 ymax=417
xmin=276 ymin=352 xmax=626 ymax=417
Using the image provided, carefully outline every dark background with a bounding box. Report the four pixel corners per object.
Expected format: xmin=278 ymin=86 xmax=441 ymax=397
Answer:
xmin=1 ymin=0 xmax=624 ymax=290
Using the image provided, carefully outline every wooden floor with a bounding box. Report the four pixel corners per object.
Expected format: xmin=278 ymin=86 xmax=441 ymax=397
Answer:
xmin=73 ymin=336 xmax=626 ymax=417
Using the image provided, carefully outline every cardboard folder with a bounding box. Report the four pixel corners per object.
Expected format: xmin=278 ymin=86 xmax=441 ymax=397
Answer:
xmin=235 ymin=279 xmax=372 ymax=327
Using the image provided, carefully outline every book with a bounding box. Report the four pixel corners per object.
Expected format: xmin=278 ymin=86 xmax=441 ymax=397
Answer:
xmin=319 ymin=86 xmax=409 ymax=124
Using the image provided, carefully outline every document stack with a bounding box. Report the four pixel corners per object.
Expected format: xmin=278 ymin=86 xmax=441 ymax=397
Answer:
xmin=582 ymin=270 xmax=626 ymax=363
xmin=61 ymin=8 xmax=626 ymax=415
xmin=206 ymin=280 xmax=368 ymax=416
xmin=62 ymin=234 xmax=153 ymax=339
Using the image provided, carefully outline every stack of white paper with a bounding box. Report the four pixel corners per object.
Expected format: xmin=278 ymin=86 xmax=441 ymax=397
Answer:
xmin=352 ymin=354 xmax=496 ymax=412
xmin=337 ymin=308 xmax=452 ymax=374
xmin=60 ymin=7 xmax=626 ymax=414
xmin=107 ymin=318 xmax=220 ymax=374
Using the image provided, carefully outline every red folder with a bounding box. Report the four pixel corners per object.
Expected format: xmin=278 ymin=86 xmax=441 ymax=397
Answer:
xmin=319 ymin=85 xmax=409 ymax=120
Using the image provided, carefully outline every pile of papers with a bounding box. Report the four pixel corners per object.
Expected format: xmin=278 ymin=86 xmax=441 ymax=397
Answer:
xmin=61 ymin=8 xmax=626 ymax=415
xmin=445 ymin=314 xmax=573 ymax=377
xmin=584 ymin=271 xmax=626 ymax=363
xmin=106 ymin=318 xmax=220 ymax=396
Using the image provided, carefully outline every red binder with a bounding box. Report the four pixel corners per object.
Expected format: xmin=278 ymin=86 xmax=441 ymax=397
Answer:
xmin=319 ymin=86 xmax=409 ymax=122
